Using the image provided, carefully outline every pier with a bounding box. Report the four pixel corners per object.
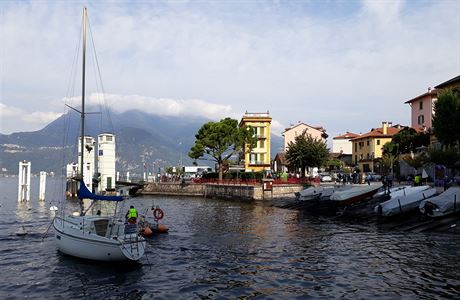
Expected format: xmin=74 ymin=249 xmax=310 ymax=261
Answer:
xmin=140 ymin=181 xmax=305 ymax=200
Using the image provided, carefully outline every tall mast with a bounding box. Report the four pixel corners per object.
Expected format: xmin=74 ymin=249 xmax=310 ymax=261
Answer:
xmin=80 ymin=7 xmax=87 ymax=178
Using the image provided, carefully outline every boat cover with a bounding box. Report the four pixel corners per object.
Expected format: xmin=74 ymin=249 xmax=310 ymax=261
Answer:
xmin=78 ymin=180 xmax=124 ymax=201
xmin=375 ymin=186 xmax=437 ymax=216
xmin=420 ymin=187 xmax=460 ymax=214
xmin=330 ymin=184 xmax=382 ymax=201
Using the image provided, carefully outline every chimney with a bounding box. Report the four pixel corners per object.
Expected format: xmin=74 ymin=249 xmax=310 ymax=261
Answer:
xmin=382 ymin=121 xmax=388 ymax=135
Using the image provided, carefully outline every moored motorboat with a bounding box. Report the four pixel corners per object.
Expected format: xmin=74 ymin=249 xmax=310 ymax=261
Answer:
xmin=374 ymin=186 xmax=407 ymax=198
xmin=295 ymin=186 xmax=335 ymax=201
xmin=419 ymin=187 xmax=460 ymax=218
xmin=329 ymin=183 xmax=383 ymax=206
xmin=375 ymin=185 xmax=437 ymax=217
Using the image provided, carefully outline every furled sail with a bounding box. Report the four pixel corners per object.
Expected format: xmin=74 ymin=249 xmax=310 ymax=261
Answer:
xmin=77 ymin=180 xmax=123 ymax=201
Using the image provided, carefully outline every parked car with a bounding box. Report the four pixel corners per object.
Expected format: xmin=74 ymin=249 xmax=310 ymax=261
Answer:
xmin=320 ymin=173 xmax=333 ymax=182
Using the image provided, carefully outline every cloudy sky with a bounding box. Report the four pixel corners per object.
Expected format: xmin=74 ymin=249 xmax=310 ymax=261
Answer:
xmin=1 ymin=0 xmax=459 ymax=139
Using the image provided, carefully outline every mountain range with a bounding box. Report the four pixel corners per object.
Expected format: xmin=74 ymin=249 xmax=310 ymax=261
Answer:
xmin=0 ymin=110 xmax=283 ymax=176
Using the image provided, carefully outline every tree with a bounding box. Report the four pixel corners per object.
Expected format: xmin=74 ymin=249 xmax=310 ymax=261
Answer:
xmin=433 ymin=88 xmax=460 ymax=147
xmin=381 ymin=152 xmax=397 ymax=174
xmin=188 ymin=118 xmax=256 ymax=181
xmin=285 ymin=130 xmax=329 ymax=177
xmin=382 ymin=128 xmax=430 ymax=155
xmin=429 ymin=148 xmax=460 ymax=170
xmin=402 ymin=152 xmax=429 ymax=171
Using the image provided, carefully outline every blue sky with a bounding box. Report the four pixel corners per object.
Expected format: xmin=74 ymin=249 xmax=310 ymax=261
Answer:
xmin=1 ymin=0 xmax=459 ymax=141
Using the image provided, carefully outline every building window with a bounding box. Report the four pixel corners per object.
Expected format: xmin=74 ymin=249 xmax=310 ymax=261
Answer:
xmin=250 ymin=153 xmax=257 ymax=164
xmin=360 ymin=154 xmax=363 ymax=160
xmin=367 ymin=153 xmax=370 ymax=159
xmin=259 ymin=140 xmax=264 ymax=148
xmin=259 ymin=127 xmax=264 ymax=138
xmin=418 ymin=115 xmax=425 ymax=124
xmin=107 ymin=136 xmax=113 ymax=141
xmin=99 ymin=150 xmax=103 ymax=156
xmin=419 ymin=101 xmax=423 ymax=110
xmin=377 ymin=140 xmax=380 ymax=145
xmin=367 ymin=140 xmax=369 ymax=146
xmin=259 ymin=153 xmax=265 ymax=163
xmin=355 ymin=144 xmax=357 ymax=151
xmin=355 ymin=155 xmax=357 ymax=164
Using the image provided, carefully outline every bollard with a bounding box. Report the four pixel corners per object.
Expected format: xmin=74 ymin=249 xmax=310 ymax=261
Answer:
xmin=18 ymin=161 xmax=31 ymax=202
xmin=39 ymin=171 xmax=47 ymax=201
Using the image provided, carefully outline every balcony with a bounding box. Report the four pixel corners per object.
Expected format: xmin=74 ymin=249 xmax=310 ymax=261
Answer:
xmin=249 ymin=161 xmax=270 ymax=166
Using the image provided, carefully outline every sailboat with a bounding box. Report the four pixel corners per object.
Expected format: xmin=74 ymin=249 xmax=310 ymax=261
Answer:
xmin=53 ymin=7 xmax=146 ymax=262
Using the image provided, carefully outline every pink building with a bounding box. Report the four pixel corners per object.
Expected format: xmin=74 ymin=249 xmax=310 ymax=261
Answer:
xmin=282 ymin=122 xmax=327 ymax=151
xmin=404 ymin=88 xmax=437 ymax=131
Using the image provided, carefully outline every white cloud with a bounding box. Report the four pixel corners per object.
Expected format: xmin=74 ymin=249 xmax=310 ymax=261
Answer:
xmin=64 ymin=93 xmax=234 ymax=119
xmin=1 ymin=0 xmax=459 ymax=137
xmin=0 ymin=103 xmax=62 ymax=133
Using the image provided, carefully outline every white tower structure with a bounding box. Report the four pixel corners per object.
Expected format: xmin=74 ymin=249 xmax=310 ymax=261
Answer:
xmin=78 ymin=136 xmax=95 ymax=191
xmin=66 ymin=163 xmax=79 ymax=178
xmin=39 ymin=171 xmax=47 ymax=201
xmin=98 ymin=133 xmax=116 ymax=192
xmin=18 ymin=161 xmax=31 ymax=202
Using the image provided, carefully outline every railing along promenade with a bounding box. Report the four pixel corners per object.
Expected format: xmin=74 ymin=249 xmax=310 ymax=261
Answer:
xmin=192 ymin=177 xmax=315 ymax=185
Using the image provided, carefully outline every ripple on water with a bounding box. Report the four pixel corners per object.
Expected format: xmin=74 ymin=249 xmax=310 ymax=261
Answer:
xmin=1 ymin=184 xmax=460 ymax=299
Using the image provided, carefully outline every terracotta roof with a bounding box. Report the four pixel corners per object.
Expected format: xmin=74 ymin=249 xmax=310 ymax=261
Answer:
xmin=434 ymin=75 xmax=460 ymax=89
xmin=404 ymin=89 xmax=437 ymax=104
xmin=333 ymin=132 xmax=359 ymax=140
xmin=350 ymin=126 xmax=402 ymax=141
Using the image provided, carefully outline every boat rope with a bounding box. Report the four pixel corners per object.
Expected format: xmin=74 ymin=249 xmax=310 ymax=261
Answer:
xmin=41 ymin=217 xmax=55 ymax=241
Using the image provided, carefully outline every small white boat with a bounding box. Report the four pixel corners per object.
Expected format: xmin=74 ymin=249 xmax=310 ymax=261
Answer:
xmin=330 ymin=184 xmax=383 ymax=206
xmin=374 ymin=186 xmax=407 ymax=198
xmin=419 ymin=187 xmax=460 ymax=218
xmin=295 ymin=186 xmax=335 ymax=200
xmin=375 ymin=185 xmax=437 ymax=217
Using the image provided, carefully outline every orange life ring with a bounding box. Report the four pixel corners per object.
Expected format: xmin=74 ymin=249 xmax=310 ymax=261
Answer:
xmin=153 ymin=208 xmax=164 ymax=220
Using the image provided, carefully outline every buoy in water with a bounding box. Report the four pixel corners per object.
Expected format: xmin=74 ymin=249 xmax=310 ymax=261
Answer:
xmin=140 ymin=223 xmax=169 ymax=237
xmin=155 ymin=224 xmax=169 ymax=233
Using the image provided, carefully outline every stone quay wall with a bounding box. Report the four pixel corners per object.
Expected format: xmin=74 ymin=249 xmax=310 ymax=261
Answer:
xmin=140 ymin=182 xmax=307 ymax=200
xmin=141 ymin=182 xmax=205 ymax=197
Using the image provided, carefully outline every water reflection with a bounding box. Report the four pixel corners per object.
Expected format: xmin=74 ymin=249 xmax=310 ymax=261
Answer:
xmin=1 ymin=177 xmax=460 ymax=299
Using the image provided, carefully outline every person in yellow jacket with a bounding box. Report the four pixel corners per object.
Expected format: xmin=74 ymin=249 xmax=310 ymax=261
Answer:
xmin=125 ymin=205 xmax=138 ymax=223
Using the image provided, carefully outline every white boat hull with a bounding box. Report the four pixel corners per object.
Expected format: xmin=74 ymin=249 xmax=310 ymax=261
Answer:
xmin=375 ymin=186 xmax=437 ymax=217
xmin=53 ymin=216 xmax=146 ymax=262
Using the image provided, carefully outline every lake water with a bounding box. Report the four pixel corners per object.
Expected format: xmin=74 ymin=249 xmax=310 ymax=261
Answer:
xmin=1 ymin=177 xmax=459 ymax=299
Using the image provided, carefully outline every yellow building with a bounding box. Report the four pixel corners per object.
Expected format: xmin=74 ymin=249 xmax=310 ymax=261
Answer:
xmin=239 ymin=112 xmax=272 ymax=172
xmin=351 ymin=122 xmax=402 ymax=173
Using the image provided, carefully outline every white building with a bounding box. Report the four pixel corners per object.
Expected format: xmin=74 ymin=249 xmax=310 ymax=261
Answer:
xmin=332 ymin=132 xmax=359 ymax=154
xmin=66 ymin=162 xmax=79 ymax=178
xmin=98 ymin=133 xmax=116 ymax=192
xmin=78 ymin=136 xmax=95 ymax=191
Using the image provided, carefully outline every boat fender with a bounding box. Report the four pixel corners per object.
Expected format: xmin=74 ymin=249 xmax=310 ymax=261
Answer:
xmin=143 ymin=226 xmax=153 ymax=236
xmin=153 ymin=208 xmax=164 ymax=220
xmin=156 ymin=224 xmax=169 ymax=233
